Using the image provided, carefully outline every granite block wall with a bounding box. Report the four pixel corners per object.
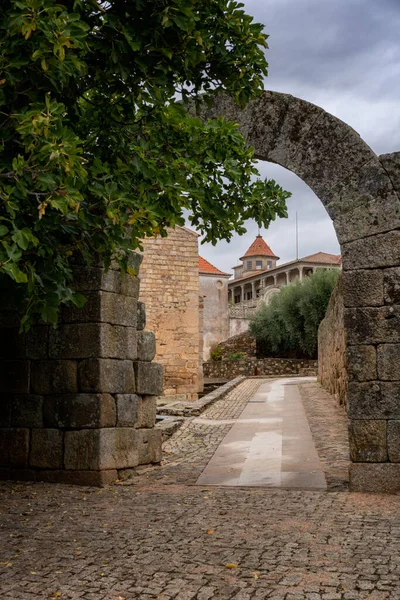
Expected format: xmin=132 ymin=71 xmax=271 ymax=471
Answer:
xmin=0 ymin=257 xmax=162 ymax=486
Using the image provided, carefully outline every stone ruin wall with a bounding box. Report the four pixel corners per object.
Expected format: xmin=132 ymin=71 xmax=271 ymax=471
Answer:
xmin=216 ymin=331 xmax=257 ymax=358
xmin=203 ymin=357 xmax=317 ymax=380
xmin=139 ymin=227 xmax=203 ymax=401
xmin=0 ymin=257 xmax=162 ymax=486
xmin=318 ymin=275 xmax=347 ymax=407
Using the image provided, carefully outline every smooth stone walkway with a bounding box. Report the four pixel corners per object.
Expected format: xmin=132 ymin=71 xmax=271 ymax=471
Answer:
xmin=196 ymin=377 xmax=327 ymax=489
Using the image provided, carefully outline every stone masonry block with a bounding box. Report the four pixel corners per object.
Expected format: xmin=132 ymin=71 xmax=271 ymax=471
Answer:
xmin=384 ymin=268 xmax=400 ymax=305
xmin=71 ymin=266 xmax=120 ymax=293
xmin=44 ymin=393 xmax=116 ymax=429
xmin=0 ymin=361 xmax=30 ymax=393
xmin=12 ymin=394 xmax=43 ymax=428
xmin=30 ymin=429 xmax=64 ymax=469
xmin=26 ymin=326 xmax=49 ymax=359
xmin=342 ymin=270 xmax=384 ymax=308
xmin=137 ymin=302 xmax=146 ymax=331
xmin=388 ymin=421 xmax=400 ymax=462
xmin=49 ymin=323 xmax=137 ymax=360
xmin=137 ymin=396 xmax=157 ymax=428
xmin=63 ymin=291 xmax=137 ymax=328
xmin=72 ymin=264 xmax=140 ymax=298
xmin=333 ymin=191 xmax=400 ymax=246
xmin=79 ymin=359 xmax=135 ymax=394
xmin=64 ymin=428 xmax=139 ymax=470
xmin=348 ymin=381 xmax=400 ymax=419
xmin=344 ymin=306 xmax=400 ymax=345
xmin=133 ymin=362 xmax=163 ymax=396
xmin=346 ymin=345 xmax=377 ymax=382
xmin=116 ymin=394 xmax=139 ymax=427
xmin=120 ymin=273 xmax=140 ymax=298
xmin=349 ymin=420 xmax=387 ymax=462
xmin=0 ymin=428 xmax=29 ymax=468
xmin=377 ymin=344 xmax=400 ymax=380
xmin=137 ymin=331 xmax=156 ymax=362
xmin=342 ymin=230 xmax=400 ymax=271
xmin=0 ymin=468 xmax=37 ymax=482
xmin=35 ymin=469 xmax=118 ymax=487
xmin=110 ymin=251 xmax=143 ymax=274
xmin=136 ymin=428 xmax=162 ymax=464
xmin=350 ymin=463 xmax=400 ymax=493
xmin=30 ymin=360 xmax=78 ymax=394
xmin=380 ymin=152 xmax=400 ymax=193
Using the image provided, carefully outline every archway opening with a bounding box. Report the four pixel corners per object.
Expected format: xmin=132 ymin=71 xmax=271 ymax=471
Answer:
xmin=206 ymin=90 xmax=400 ymax=493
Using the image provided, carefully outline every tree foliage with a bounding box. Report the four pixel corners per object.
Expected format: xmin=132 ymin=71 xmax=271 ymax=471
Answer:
xmin=0 ymin=0 xmax=290 ymax=328
xmin=249 ymin=269 xmax=340 ymax=359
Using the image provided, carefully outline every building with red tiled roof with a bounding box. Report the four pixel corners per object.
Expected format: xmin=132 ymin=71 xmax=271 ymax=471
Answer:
xmin=199 ymin=256 xmax=230 ymax=360
xmin=302 ymin=252 xmax=342 ymax=265
xmin=228 ymin=235 xmax=342 ymax=331
xmin=199 ymin=256 xmax=230 ymax=277
xmin=240 ymin=235 xmax=279 ymax=260
xmin=233 ymin=235 xmax=279 ymax=280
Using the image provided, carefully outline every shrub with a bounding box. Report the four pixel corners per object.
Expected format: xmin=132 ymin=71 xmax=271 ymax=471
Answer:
xmin=226 ymin=351 xmax=246 ymax=360
xmin=249 ymin=269 xmax=340 ymax=358
xmin=210 ymin=346 xmax=223 ymax=361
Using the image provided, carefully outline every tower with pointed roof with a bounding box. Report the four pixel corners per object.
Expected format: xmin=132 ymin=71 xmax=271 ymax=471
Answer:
xmin=233 ymin=235 xmax=279 ymax=279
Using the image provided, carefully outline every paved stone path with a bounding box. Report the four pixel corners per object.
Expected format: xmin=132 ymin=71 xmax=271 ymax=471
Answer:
xmin=2 ymin=378 xmax=400 ymax=600
xmin=197 ymin=378 xmax=326 ymax=489
xmin=132 ymin=378 xmax=265 ymax=485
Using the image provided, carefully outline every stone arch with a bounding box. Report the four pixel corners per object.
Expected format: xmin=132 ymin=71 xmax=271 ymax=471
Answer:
xmin=262 ymin=286 xmax=280 ymax=305
xmin=206 ymin=91 xmax=400 ymax=493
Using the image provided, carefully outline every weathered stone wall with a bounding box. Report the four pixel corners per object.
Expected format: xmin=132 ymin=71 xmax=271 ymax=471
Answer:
xmin=200 ymin=274 xmax=230 ymax=361
xmin=198 ymin=295 xmax=204 ymax=394
xmin=318 ymin=275 xmax=347 ymax=407
xmin=139 ymin=227 xmax=202 ymax=400
xmin=203 ymin=358 xmax=317 ymax=380
xmin=229 ymin=317 xmax=250 ymax=337
xmin=0 ymin=259 xmax=162 ymax=486
xmin=217 ymin=331 xmax=257 ymax=358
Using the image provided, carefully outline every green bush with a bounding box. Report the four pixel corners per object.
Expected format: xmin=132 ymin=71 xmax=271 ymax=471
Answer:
xmin=210 ymin=346 xmax=223 ymax=361
xmin=226 ymin=351 xmax=245 ymax=360
xmin=249 ymin=269 xmax=340 ymax=358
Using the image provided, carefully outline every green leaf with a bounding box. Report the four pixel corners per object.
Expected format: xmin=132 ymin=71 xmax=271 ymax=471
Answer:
xmin=71 ymin=293 xmax=87 ymax=308
xmin=3 ymin=263 xmax=28 ymax=284
xmin=12 ymin=228 xmax=39 ymax=251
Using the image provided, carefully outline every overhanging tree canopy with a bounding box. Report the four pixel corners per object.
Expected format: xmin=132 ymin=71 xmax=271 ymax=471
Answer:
xmin=0 ymin=0 xmax=290 ymax=328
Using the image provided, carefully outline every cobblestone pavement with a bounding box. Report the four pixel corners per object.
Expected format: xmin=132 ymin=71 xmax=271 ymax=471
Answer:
xmin=2 ymin=378 xmax=400 ymax=600
xmin=299 ymin=382 xmax=350 ymax=491
xmin=2 ymin=481 xmax=400 ymax=599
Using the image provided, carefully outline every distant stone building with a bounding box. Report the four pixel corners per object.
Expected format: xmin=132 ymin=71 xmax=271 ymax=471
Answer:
xmin=199 ymin=256 xmax=230 ymax=361
xmin=139 ymin=227 xmax=341 ymax=398
xmin=139 ymin=227 xmax=203 ymax=401
xmin=228 ymin=235 xmax=342 ymax=336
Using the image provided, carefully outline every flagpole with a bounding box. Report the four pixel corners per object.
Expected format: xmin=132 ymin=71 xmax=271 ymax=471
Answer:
xmin=296 ymin=211 xmax=299 ymax=260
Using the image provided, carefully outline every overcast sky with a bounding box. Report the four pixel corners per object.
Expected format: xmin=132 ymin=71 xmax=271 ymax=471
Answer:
xmin=195 ymin=0 xmax=400 ymax=274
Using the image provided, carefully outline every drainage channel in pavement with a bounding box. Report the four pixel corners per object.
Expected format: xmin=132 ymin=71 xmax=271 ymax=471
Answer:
xmin=195 ymin=377 xmax=327 ymax=490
